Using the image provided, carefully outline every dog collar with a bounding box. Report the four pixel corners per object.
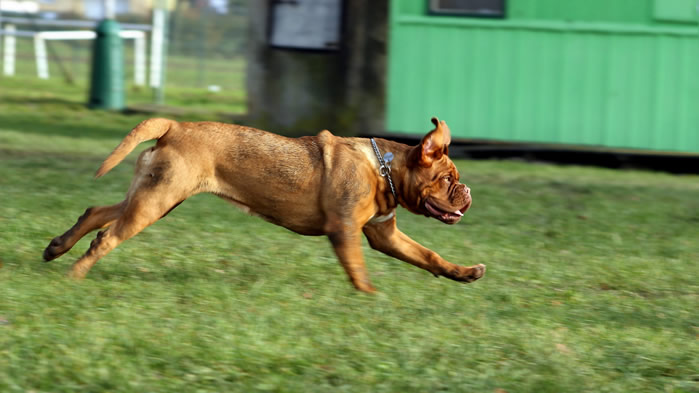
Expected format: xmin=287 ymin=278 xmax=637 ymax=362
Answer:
xmin=370 ymin=138 xmax=397 ymax=201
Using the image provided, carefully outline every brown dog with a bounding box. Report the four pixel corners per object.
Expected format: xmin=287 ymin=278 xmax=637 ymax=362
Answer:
xmin=43 ymin=117 xmax=485 ymax=292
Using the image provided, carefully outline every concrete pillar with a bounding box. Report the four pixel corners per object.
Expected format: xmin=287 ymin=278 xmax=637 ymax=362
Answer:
xmin=246 ymin=0 xmax=388 ymax=136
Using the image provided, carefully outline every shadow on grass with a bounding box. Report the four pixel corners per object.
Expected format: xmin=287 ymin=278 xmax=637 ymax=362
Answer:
xmin=0 ymin=115 xmax=136 ymax=140
xmin=28 ymin=257 xmax=274 ymax=296
xmin=1 ymin=95 xmax=248 ymax=141
xmin=0 ymin=96 xmax=155 ymax=140
xmin=0 ymin=147 xmax=108 ymax=163
xmin=1 ymin=96 xmax=84 ymax=107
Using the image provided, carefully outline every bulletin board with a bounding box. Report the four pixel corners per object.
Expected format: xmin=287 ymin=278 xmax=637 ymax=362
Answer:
xmin=268 ymin=0 xmax=343 ymax=50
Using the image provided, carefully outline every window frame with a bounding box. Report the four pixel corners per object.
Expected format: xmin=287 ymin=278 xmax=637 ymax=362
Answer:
xmin=428 ymin=0 xmax=507 ymax=19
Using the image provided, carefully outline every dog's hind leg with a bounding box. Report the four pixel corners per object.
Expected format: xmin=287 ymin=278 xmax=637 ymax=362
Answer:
xmin=68 ymin=189 xmax=186 ymax=279
xmin=43 ymin=201 xmax=127 ymax=262
xmin=64 ymin=143 xmax=196 ymax=278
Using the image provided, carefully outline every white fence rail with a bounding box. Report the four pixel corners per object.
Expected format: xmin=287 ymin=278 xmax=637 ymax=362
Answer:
xmin=1 ymin=18 xmax=154 ymax=87
xmin=32 ymin=29 xmax=147 ymax=85
xmin=0 ymin=16 xmax=151 ymax=31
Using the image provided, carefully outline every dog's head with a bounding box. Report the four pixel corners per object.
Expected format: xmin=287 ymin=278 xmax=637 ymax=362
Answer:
xmin=402 ymin=117 xmax=471 ymax=224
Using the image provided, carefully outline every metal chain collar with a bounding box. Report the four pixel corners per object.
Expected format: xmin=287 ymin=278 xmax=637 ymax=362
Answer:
xmin=370 ymin=138 xmax=397 ymax=201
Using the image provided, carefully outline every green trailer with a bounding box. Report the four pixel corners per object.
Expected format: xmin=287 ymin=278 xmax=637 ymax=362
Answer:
xmin=386 ymin=0 xmax=699 ymax=154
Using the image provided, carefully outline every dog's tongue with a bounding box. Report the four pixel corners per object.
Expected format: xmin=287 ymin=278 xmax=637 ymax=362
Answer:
xmin=426 ymin=201 xmax=463 ymax=218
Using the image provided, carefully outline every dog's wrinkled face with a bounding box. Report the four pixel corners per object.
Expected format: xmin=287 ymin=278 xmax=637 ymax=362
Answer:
xmin=404 ymin=117 xmax=472 ymax=224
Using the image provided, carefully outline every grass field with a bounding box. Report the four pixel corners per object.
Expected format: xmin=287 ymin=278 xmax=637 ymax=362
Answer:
xmin=1 ymin=76 xmax=698 ymax=393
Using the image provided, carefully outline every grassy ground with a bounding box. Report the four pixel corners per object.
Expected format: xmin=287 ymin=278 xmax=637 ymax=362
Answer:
xmin=1 ymin=77 xmax=698 ymax=393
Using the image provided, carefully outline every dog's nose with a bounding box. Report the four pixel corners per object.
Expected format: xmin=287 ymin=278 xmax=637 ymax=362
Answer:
xmin=464 ymin=186 xmax=470 ymax=195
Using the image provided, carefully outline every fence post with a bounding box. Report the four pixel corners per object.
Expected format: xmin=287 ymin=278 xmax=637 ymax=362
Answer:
xmin=149 ymin=0 xmax=168 ymax=105
xmin=133 ymin=32 xmax=146 ymax=86
xmin=34 ymin=33 xmax=49 ymax=79
xmin=3 ymin=24 xmax=16 ymax=76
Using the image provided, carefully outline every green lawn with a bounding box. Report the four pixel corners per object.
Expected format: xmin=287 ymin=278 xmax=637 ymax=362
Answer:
xmin=0 ymin=77 xmax=697 ymax=393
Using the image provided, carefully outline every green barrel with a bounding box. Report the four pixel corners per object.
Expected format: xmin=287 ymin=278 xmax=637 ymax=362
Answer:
xmin=88 ymin=19 xmax=125 ymax=110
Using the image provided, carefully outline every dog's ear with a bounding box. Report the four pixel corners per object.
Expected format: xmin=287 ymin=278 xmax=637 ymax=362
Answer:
xmin=411 ymin=117 xmax=452 ymax=167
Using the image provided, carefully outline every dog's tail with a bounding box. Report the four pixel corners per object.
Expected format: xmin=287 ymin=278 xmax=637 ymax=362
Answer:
xmin=95 ymin=118 xmax=176 ymax=178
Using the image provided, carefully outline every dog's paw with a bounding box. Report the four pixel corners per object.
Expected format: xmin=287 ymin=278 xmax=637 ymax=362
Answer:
xmin=43 ymin=237 xmax=66 ymax=262
xmin=467 ymin=264 xmax=486 ymax=282
xmin=66 ymin=268 xmax=87 ymax=280
xmin=442 ymin=263 xmax=486 ymax=284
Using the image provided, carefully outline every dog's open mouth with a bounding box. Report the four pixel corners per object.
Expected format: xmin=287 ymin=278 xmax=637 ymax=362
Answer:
xmin=424 ymin=200 xmax=469 ymax=224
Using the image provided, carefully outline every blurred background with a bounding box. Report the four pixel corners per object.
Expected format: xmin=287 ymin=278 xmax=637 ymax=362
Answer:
xmin=1 ymin=0 xmax=697 ymax=166
xmin=1 ymin=2 xmax=698 ymax=392
xmin=0 ymin=0 xmax=247 ymax=93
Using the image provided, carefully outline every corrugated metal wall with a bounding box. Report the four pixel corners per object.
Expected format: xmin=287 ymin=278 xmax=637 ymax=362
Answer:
xmin=387 ymin=1 xmax=699 ymax=153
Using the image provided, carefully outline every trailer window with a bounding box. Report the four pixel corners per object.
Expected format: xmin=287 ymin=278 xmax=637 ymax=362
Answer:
xmin=429 ymin=0 xmax=505 ymax=18
xmin=653 ymin=0 xmax=696 ymax=23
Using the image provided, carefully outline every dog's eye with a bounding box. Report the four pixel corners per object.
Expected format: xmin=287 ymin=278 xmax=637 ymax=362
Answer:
xmin=442 ymin=176 xmax=452 ymax=184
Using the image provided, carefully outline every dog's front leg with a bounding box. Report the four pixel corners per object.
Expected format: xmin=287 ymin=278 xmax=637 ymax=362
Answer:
xmin=327 ymin=230 xmax=376 ymax=293
xmin=363 ymin=218 xmax=485 ymax=284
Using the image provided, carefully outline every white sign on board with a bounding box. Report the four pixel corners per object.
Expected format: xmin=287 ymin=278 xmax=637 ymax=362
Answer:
xmin=269 ymin=0 xmax=342 ymax=50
